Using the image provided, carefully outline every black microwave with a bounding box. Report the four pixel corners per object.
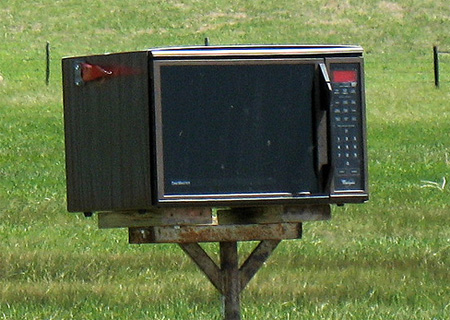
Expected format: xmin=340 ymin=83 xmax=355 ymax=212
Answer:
xmin=62 ymin=45 xmax=368 ymax=213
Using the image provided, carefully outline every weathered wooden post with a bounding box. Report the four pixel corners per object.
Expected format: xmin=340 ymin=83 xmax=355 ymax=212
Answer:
xmin=99 ymin=205 xmax=330 ymax=320
xmin=220 ymin=241 xmax=240 ymax=320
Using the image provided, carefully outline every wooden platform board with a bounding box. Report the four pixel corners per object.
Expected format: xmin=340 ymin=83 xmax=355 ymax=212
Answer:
xmin=98 ymin=205 xmax=330 ymax=228
xmin=97 ymin=205 xmax=330 ymax=244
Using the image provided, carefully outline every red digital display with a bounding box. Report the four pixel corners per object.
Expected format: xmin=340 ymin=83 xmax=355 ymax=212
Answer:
xmin=332 ymin=70 xmax=358 ymax=83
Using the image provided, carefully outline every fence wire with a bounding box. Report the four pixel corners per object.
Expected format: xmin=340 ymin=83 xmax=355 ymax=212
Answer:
xmin=1 ymin=45 xmax=449 ymax=87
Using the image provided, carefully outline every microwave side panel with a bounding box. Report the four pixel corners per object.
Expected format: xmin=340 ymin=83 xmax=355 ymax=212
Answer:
xmin=62 ymin=51 xmax=153 ymax=212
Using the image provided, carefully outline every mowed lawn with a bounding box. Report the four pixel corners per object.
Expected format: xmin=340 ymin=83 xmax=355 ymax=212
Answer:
xmin=0 ymin=0 xmax=449 ymax=319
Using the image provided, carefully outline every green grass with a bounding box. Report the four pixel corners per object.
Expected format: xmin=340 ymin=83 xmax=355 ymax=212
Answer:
xmin=1 ymin=0 xmax=449 ymax=319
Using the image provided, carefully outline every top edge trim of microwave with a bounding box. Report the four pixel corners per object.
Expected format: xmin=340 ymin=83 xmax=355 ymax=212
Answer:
xmin=149 ymin=45 xmax=364 ymax=58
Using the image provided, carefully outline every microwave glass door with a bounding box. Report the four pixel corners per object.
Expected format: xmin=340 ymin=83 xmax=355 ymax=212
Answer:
xmin=155 ymin=60 xmax=320 ymax=199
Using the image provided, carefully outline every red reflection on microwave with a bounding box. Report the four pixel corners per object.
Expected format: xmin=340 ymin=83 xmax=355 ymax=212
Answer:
xmin=81 ymin=63 xmax=142 ymax=82
xmin=81 ymin=63 xmax=112 ymax=82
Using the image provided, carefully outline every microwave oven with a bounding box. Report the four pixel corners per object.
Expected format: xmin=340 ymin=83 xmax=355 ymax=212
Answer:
xmin=62 ymin=45 xmax=368 ymax=212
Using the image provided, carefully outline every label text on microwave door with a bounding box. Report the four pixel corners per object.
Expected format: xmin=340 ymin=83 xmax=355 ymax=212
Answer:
xmin=340 ymin=178 xmax=356 ymax=186
xmin=171 ymin=180 xmax=191 ymax=186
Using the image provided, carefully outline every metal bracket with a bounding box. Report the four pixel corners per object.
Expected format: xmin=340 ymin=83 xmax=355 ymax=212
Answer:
xmin=73 ymin=60 xmax=84 ymax=86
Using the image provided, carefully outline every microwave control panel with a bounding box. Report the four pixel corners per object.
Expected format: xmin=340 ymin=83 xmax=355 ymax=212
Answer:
xmin=329 ymin=62 xmax=366 ymax=193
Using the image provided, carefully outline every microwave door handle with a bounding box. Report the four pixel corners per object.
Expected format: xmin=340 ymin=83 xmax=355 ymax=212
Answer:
xmin=316 ymin=63 xmax=334 ymax=194
xmin=319 ymin=63 xmax=332 ymax=107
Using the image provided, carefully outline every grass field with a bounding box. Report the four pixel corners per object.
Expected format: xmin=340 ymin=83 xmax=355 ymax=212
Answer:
xmin=1 ymin=0 xmax=449 ymax=319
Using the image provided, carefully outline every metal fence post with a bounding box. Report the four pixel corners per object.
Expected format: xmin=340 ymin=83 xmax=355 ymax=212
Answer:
xmin=46 ymin=41 xmax=50 ymax=85
xmin=434 ymin=45 xmax=439 ymax=88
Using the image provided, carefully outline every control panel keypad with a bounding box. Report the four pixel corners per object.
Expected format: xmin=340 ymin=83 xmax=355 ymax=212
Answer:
xmin=330 ymin=69 xmax=364 ymax=191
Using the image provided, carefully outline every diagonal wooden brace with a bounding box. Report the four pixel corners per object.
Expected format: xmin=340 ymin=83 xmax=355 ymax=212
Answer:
xmin=179 ymin=239 xmax=281 ymax=295
xmin=239 ymin=239 xmax=280 ymax=291
xmin=180 ymin=240 xmax=281 ymax=320
xmin=179 ymin=242 xmax=223 ymax=292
